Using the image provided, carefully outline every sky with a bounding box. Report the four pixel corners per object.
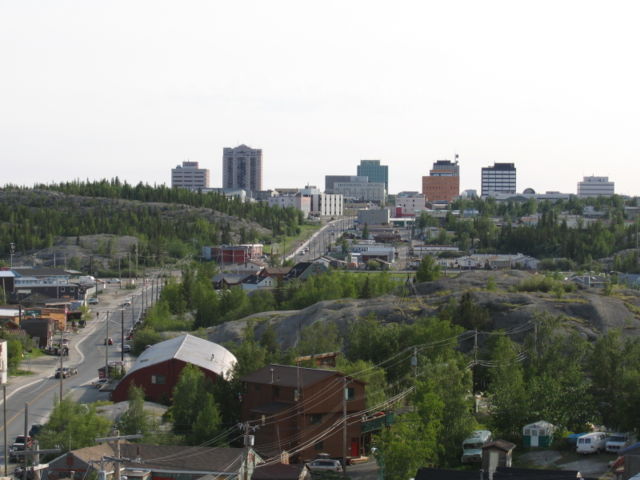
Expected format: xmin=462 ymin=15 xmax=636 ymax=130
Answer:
xmin=1 ymin=1 xmax=639 ymax=196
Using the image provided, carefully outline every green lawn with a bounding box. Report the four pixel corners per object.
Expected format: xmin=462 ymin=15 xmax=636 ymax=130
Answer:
xmin=264 ymin=223 xmax=322 ymax=255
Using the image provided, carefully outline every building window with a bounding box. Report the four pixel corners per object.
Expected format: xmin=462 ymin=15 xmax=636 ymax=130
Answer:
xmin=314 ymin=441 xmax=324 ymax=451
xmin=309 ymin=414 xmax=323 ymax=425
xmin=254 ymin=384 xmax=261 ymax=391
xmin=272 ymin=386 xmax=280 ymax=398
xmin=347 ymin=387 xmax=355 ymax=400
xmin=151 ymin=375 xmax=166 ymax=385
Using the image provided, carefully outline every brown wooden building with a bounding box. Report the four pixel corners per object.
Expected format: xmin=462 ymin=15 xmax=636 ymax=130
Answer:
xmin=240 ymin=364 xmax=366 ymax=463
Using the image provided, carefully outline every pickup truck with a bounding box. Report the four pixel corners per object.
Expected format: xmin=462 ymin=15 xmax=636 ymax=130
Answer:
xmin=9 ymin=435 xmax=33 ymax=462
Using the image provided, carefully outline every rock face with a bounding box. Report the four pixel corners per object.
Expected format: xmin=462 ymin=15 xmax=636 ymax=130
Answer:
xmin=207 ymin=270 xmax=640 ymax=348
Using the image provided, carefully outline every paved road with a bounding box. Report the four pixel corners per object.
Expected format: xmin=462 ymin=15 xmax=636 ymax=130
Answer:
xmin=290 ymin=217 xmax=355 ymax=262
xmin=0 ymin=279 xmax=160 ymax=471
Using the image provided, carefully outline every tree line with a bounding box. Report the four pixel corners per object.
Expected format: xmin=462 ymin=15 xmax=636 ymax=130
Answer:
xmin=0 ymin=182 xmax=305 ymax=261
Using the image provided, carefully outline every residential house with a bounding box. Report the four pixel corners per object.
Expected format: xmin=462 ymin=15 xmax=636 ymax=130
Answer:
xmin=111 ymin=334 xmax=237 ymax=403
xmin=284 ymin=262 xmax=328 ymax=281
xmin=212 ymin=273 xmax=251 ymax=290
xmin=240 ymin=364 xmax=366 ymax=462
xmin=242 ymin=273 xmax=275 ymax=291
xmin=45 ymin=443 xmax=262 ymax=480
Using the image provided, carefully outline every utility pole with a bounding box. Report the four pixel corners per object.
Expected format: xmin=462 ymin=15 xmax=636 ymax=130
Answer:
xmin=105 ymin=311 xmax=110 ymax=378
xmin=59 ymin=331 xmax=64 ymax=401
xmin=96 ymin=432 xmax=143 ymax=480
xmin=120 ymin=309 xmax=124 ymax=362
xmin=3 ymin=385 xmax=7 ymax=475
xmin=342 ymin=377 xmax=348 ymax=474
xmin=9 ymin=242 xmax=15 ymax=268
xmin=241 ymin=422 xmax=254 ymax=480
xmin=23 ymin=403 xmax=28 ymax=480
xmin=131 ymin=295 xmax=135 ymax=331
xmin=13 ymin=441 xmax=59 ymax=480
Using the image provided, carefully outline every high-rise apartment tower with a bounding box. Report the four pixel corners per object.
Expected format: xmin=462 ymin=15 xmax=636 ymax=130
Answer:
xmin=223 ymin=145 xmax=263 ymax=193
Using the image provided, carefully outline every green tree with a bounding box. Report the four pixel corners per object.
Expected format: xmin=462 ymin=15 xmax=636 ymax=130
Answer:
xmin=374 ymin=412 xmax=439 ymax=480
xmin=487 ymin=334 xmax=528 ymax=439
xmin=118 ymin=384 xmax=153 ymax=436
xmin=38 ymin=399 xmax=112 ymax=452
xmin=171 ymin=364 xmax=208 ymax=435
xmin=415 ymin=255 xmax=441 ymax=282
xmin=191 ymin=392 xmax=223 ymax=445
xmin=296 ymin=321 xmax=342 ymax=356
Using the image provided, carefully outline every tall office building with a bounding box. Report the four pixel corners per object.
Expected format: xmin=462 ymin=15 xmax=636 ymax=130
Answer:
xmin=422 ymin=159 xmax=460 ymax=203
xmin=577 ymin=176 xmax=615 ymax=197
xmin=481 ymin=163 xmax=516 ymax=196
xmin=171 ymin=161 xmax=210 ymax=190
xmin=223 ymin=145 xmax=263 ymax=193
xmin=357 ymin=160 xmax=388 ymax=192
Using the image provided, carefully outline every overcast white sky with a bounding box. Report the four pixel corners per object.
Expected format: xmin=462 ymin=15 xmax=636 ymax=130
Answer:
xmin=1 ymin=1 xmax=639 ymax=195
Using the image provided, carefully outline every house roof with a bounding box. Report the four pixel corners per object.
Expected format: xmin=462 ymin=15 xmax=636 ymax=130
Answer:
xmin=212 ymin=273 xmax=250 ymax=284
xmin=125 ymin=334 xmax=237 ymax=379
xmin=252 ymin=463 xmax=307 ymax=480
xmin=523 ymin=420 xmax=555 ymax=430
xmin=120 ymin=444 xmax=250 ymax=474
xmin=50 ymin=443 xmax=253 ymax=477
xmin=482 ymin=440 xmax=516 ymax=452
xmin=12 ymin=267 xmax=70 ymax=277
xmin=241 ymin=364 xmax=340 ymax=388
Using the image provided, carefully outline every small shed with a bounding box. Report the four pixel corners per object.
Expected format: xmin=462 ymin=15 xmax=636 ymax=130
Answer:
xmin=482 ymin=440 xmax=516 ymax=472
xmin=523 ymin=421 xmax=555 ymax=448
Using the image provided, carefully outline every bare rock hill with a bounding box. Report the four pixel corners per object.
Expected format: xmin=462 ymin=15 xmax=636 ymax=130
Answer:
xmin=207 ymin=270 xmax=640 ymax=348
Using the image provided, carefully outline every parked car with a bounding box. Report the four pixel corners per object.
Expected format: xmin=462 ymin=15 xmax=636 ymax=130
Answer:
xmin=93 ymin=378 xmax=109 ymax=389
xmin=461 ymin=430 xmax=493 ymax=463
xmin=122 ymin=344 xmax=131 ymax=353
xmin=306 ymin=459 xmax=343 ymax=473
xmin=88 ymin=297 xmax=99 ymax=305
xmin=577 ymin=432 xmax=607 ymax=454
xmin=54 ymin=367 xmax=78 ymax=378
xmin=606 ymin=433 xmax=634 ymax=453
xmin=121 ymin=301 xmax=132 ymax=307
xmin=104 ymin=337 xmax=113 ymax=345
xmin=107 ymin=278 xmax=120 ymax=284
xmin=9 ymin=436 xmax=33 ymax=462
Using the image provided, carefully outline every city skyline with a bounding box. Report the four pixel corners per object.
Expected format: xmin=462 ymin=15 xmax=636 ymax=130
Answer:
xmin=1 ymin=1 xmax=639 ymax=196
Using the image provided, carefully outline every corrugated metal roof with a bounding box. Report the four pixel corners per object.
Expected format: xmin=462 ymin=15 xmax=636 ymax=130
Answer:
xmin=127 ymin=334 xmax=237 ymax=379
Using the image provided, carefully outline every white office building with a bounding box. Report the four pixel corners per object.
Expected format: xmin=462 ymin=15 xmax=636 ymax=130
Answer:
xmin=171 ymin=161 xmax=210 ymax=190
xmin=481 ymin=163 xmax=516 ymax=196
xmin=577 ymin=176 xmax=615 ymax=197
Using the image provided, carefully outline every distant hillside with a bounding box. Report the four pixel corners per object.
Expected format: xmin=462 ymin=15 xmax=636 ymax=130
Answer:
xmin=0 ymin=187 xmax=272 ymax=267
xmin=207 ymin=270 xmax=640 ymax=348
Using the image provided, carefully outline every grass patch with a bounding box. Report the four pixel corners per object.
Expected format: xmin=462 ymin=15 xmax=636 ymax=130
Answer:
xmin=10 ymin=369 xmax=34 ymax=376
xmin=264 ymin=223 xmax=322 ymax=255
xmin=624 ymin=301 xmax=640 ymax=317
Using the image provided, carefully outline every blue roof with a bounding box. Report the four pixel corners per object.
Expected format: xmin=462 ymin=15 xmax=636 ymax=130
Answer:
xmin=621 ymin=442 xmax=640 ymax=454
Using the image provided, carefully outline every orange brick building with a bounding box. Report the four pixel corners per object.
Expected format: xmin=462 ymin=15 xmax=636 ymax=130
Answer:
xmin=422 ymin=159 xmax=460 ymax=203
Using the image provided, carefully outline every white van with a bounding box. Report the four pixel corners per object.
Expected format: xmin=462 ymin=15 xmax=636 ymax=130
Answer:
xmin=461 ymin=430 xmax=492 ymax=463
xmin=576 ymin=432 xmax=607 ymax=454
xmin=605 ymin=433 xmax=634 ymax=453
